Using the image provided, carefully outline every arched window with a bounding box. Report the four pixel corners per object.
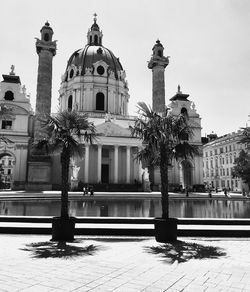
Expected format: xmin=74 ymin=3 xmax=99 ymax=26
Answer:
xmin=69 ymin=69 xmax=74 ymax=79
xmin=68 ymin=95 xmax=73 ymax=111
xmin=44 ymin=33 xmax=50 ymax=41
xmin=4 ymin=91 xmax=14 ymax=101
xmin=157 ymin=50 xmax=162 ymax=57
xmin=94 ymin=35 xmax=98 ymax=45
xmin=96 ymin=92 xmax=104 ymax=111
xmin=181 ymin=107 xmax=188 ymax=116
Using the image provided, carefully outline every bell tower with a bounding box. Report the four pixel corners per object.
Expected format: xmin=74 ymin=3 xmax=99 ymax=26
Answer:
xmin=35 ymin=21 xmax=57 ymax=139
xmin=148 ymin=40 xmax=169 ymax=113
xmin=87 ymin=13 xmax=103 ymax=46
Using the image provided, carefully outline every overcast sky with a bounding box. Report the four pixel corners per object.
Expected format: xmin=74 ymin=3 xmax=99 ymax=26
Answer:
xmin=0 ymin=0 xmax=249 ymax=137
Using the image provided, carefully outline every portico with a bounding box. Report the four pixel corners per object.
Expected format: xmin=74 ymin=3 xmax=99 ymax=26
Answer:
xmin=82 ymin=142 xmax=141 ymax=184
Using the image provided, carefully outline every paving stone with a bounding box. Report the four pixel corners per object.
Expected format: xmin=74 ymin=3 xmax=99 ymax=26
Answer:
xmin=1 ymin=235 xmax=250 ymax=292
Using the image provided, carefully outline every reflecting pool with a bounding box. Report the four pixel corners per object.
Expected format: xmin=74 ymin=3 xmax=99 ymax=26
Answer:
xmin=1 ymin=198 xmax=250 ymax=218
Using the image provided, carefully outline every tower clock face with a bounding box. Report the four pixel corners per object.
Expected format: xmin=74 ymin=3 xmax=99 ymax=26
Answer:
xmin=97 ymin=65 xmax=105 ymax=75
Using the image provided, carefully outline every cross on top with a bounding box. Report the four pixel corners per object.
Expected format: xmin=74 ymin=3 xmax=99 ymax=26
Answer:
xmin=93 ymin=13 xmax=97 ymax=23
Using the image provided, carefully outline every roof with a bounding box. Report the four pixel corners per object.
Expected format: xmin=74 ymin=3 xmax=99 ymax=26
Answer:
xmin=2 ymin=74 xmax=21 ymax=84
xmin=65 ymin=45 xmax=123 ymax=80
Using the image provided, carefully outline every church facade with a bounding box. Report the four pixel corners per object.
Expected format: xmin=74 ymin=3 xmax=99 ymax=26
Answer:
xmin=0 ymin=16 xmax=203 ymax=191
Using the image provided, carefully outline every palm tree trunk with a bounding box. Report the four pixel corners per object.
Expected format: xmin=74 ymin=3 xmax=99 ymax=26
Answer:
xmin=160 ymin=143 xmax=169 ymax=219
xmin=61 ymin=149 xmax=70 ymax=219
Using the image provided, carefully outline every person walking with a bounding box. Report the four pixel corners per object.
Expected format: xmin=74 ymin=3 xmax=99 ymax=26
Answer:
xmin=208 ymin=188 xmax=212 ymax=198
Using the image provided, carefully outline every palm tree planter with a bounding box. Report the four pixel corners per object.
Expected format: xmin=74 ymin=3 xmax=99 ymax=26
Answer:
xmin=130 ymin=102 xmax=199 ymax=243
xmin=34 ymin=110 xmax=96 ymax=241
xmin=52 ymin=216 xmax=75 ymax=241
xmin=154 ymin=217 xmax=178 ymax=242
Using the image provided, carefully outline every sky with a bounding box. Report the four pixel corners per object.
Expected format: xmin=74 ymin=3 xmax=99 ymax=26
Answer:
xmin=0 ymin=0 xmax=250 ymax=137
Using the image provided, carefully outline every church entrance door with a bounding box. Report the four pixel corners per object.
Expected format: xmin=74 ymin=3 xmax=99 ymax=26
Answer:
xmin=101 ymin=164 xmax=109 ymax=183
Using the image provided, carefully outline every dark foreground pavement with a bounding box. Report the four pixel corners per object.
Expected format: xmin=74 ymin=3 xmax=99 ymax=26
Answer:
xmin=1 ymin=235 xmax=250 ymax=292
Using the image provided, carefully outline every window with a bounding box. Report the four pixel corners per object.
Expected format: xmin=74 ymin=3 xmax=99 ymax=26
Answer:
xmin=220 ymin=147 xmax=223 ymax=153
xmin=215 ymin=149 xmax=217 ymax=155
xmin=8 ymin=160 xmax=11 ymax=166
xmin=94 ymin=35 xmax=98 ymax=45
xmin=157 ymin=50 xmax=162 ymax=57
xmin=96 ymin=92 xmax=104 ymax=111
xmin=2 ymin=120 xmax=12 ymax=130
xmin=181 ymin=107 xmax=188 ymax=116
xmin=4 ymin=91 xmax=14 ymax=101
xmin=7 ymin=169 xmax=11 ymax=175
xmin=69 ymin=69 xmax=74 ymax=79
xmin=229 ymin=145 xmax=232 ymax=152
xmin=210 ymin=151 xmax=213 ymax=156
xmin=44 ymin=33 xmax=50 ymax=41
xmin=226 ymin=168 xmax=229 ymax=176
xmin=97 ymin=65 xmax=105 ymax=75
xmin=68 ymin=95 xmax=73 ymax=111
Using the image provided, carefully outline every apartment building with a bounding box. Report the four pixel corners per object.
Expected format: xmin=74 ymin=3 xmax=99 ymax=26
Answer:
xmin=203 ymin=131 xmax=247 ymax=192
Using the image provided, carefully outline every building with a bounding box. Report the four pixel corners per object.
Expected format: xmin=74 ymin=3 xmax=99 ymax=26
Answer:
xmin=0 ymin=66 xmax=33 ymax=189
xmin=0 ymin=16 xmax=203 ymax=191
xmin=203 ymin=130 xmax=247 ymax=192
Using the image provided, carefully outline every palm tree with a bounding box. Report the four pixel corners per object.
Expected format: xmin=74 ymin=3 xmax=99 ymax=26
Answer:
xmin=34 ymin=110 xmax=96 ymax=220
xmin=130 ymin=102 xmax=200 ymax=220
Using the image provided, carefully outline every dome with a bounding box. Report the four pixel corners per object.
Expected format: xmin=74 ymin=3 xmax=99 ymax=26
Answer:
xmin=65 ymin=45 xmax=123 ymax=81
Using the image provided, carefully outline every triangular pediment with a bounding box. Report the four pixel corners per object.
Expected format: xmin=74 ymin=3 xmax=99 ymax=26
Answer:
xmin=96 ymin=121 xmax=131 ymax=137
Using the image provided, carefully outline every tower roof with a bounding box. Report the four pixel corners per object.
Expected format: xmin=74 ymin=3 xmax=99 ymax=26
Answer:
xmin=170 ymin=85 xmax=189 ymax=101
xmin=2 ymin=65 xmax=21 ymax=84
xmin=91 ymin=13 xmax=100 ymax=31
xmin=40 ymin=21 xmax=53 ymax=32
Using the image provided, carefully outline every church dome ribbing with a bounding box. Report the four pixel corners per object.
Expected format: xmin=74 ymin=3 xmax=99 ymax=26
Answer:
xmin=65 ymin=45 xmax=123 ymax=81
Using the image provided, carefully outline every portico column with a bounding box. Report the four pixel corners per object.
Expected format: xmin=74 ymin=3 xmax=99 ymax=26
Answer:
xmin=97 ymin=144 xmax=102 ymax=183
xmin=84 ymin=144 xmax=89 ymax=183
xmin=114 ymin=145 xmax=118 ymax=183
xmin=126 ymin=146 xmax=131 ymax=183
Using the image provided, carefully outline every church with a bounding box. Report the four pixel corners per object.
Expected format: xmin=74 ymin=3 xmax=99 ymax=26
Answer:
xmin=0 ymin=16 xmax=203 ymax=191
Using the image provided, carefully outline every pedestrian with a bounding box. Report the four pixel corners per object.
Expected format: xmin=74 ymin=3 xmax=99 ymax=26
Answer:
xmin=186 ymin=187 xmax=189 ymax=197
xmin=224 ymin=188 xmax=228 ymax=197
xmin=208 ymin=188 xmax=212 ymax=198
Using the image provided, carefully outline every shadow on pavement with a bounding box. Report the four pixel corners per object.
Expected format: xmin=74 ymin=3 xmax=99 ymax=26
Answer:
xmin=92 ymin=237 xmax=149 ymax=243
xmin=20 ymin=241 xmax=100 ymax=259
xmin=144 ymin=240 xmax=227 ymax=264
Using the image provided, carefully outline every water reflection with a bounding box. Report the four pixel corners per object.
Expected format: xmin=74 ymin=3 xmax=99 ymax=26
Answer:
xmin=0 ymin=199 xmax=250 ymax=218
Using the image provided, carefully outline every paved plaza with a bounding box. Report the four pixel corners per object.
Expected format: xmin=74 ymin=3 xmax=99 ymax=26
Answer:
xmin=1 ymin=234 xmax=250 ymax=292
